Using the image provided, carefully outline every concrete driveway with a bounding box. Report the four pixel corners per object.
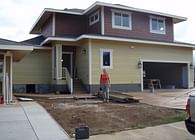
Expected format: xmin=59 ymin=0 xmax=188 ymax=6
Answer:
xmin=0 ymin=102 xmax=69 ymax=140
xmin=125 ymin=89 xmax=193 ymax=109
xmin=89 ymin=121 xmax=195 ymax=140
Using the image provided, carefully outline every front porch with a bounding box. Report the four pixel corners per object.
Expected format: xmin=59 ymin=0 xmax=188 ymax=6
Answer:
xmin=51 ymin=40 xmax=91 ymax=94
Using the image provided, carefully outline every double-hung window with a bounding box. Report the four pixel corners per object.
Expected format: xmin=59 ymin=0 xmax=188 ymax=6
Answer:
xmin=100 ymin=49 xmax=113 ymax=69
xmin=89 ymin=11 xmax=99 ymax=25
xmin=150 ymin=16 xmax=166 ymax=34
xmin=112 ymin=10 xmax=132 ymax=30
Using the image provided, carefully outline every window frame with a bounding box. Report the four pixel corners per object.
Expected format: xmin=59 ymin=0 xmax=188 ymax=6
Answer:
xmin=149 ymin=16 xmax=166 ymax=34
xmin=100 ymin=49 xmax=113 ymax=69
xmin=112 ymin=9 xmax=132 ymax=30
xmin=89 ymin=10 xmax=99 ymax=26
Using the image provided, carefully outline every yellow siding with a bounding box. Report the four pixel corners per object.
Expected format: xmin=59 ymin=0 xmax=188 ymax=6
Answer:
xmin=91 ymin=40 xmax=193 ymax=85
xmin=13 ymin=49 xmax=52 ymax=84
xmin=76 ymin=40 xmax=89 ymax=84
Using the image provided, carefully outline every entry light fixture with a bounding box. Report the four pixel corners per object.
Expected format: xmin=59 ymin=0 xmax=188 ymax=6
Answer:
xmin=82 ymin=48 xmax=86 ymax=54
xmin=138 ymin=61 xmax=142 ymax=69
xmin=190 ymin=63 xmax=194 ymax=69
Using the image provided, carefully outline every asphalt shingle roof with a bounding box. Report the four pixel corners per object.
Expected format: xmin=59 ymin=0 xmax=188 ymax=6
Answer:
xmin=0 ymin=38 xmax=26 ymax=46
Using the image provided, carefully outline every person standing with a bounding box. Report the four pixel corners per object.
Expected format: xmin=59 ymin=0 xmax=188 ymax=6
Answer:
xmin=100 ymin=69 xmax=110 ymax=102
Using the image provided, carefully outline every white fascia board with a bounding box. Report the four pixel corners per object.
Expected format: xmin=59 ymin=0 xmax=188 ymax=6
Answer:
xmin=80 ymin=35 xmax=195 ymax=48
xmin=0 ymin=45 xmax=34 ymax=51
xmin=41 ymin=34 xmax=195 ymax=49
xmin=33 ymin=47 xmax=52 ymax=50
xmin=140 ymin=59 xmax=190 ymax=64
xmin=30 ymin=8 xmax=82 ymax=34
xmin=84 ymin=2 xmax=186 ymax=23
xmin=29 ymin=8 xmax=47 ymax=34
xmin=40 ymin=37 xmax=76 ymax=46
xmin=31 ymin=2 xmax=186 ymax=34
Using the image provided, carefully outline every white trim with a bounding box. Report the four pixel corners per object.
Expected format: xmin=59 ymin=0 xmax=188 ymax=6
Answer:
xmin=140 ymin=60 xmax=143 ymax=92
xmin=29 ymin=8 xmax=82 ymax=33
xmin=140 ymin=59 xmax=191 ymax=91
xmin=149 ymin=16 xmax=166 ymax=34
xmin=40 ymin=34 xmax=195 ymax=49
xmin=0 ymin=45 xmax=33 ymax=51
xmin=89 ymin=39 xmax=92 ymax=85
xmin=89 ymin=10 xmax=99 ymax=26
xmin=33 ymin=47 xmax=51 ymax=50
xmin=55 ymin=44 xmax=62 ymax=79
xmin=84 ymin=2 xmax=186 ymax=23
xmin=112 ymin=9 xmax=132 ymax=30
xmin=101 ymin=6 xmax=104 ymax=35
xmin=140 ymin=59 xmax=190 ymax=64
xmin=52 ymin=13 xmax=55 ymax=36
xmin=100 ymin=49 xmax=113 ymax=69
xmin=188 ymin=63 xmax=190 ymax=89
xmin=52 ymin=47 xmax=54 ymax=79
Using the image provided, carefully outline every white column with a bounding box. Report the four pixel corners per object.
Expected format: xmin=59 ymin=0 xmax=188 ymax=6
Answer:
xmin=52 ymin=13 xmax=56 ymax=36
xmin=56 ymin=44 xmax=62 ymax=79
xmin=89 ymin=39 xmax=92 ymax=85
xmin=101 ymin=6 xmax=104 ymax=35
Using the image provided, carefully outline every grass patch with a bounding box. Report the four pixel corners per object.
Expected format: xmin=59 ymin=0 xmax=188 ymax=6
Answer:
xmin=167 ymin=111 xmax=187 ymax=123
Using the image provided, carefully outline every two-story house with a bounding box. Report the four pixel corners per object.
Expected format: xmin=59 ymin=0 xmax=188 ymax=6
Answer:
xmin=12 ymin=1 xmax=195 ymax=93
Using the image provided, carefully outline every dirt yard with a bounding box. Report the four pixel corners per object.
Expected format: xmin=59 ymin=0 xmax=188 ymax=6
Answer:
xmin=32 ymin=97 xmax=186 ymax=137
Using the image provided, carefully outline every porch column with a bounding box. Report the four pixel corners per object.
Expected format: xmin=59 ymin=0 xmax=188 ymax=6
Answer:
xmin=3 ymin=52 xmax=13 ymax=104
xmin=54 ymin=44 xmax=62 ymax=80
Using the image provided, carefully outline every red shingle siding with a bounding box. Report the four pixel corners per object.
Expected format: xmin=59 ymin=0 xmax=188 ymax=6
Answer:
xmin=104 ymin=7 xmax=174 ymax=42
xmin=41 ymin=16 xmax=52 ymax=37
xmin=86 ymin=9 xmax=101 ymax=34
xmin=55 ymin=10 xmax=101 ymax=36
xmin=55 ymin=13 xmax=86 ymax=36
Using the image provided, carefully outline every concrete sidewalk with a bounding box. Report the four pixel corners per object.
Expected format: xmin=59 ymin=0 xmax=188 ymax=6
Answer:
xmin=89 ymin=122 xmax=195 ymax=140
xmin=0 ymin=102 xmax=69 ymax=140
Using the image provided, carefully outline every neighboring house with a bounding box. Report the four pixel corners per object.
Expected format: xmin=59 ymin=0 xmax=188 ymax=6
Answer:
xmin=0 ymin=38 xmax=33 ymax=103
xmin=11 ymin=1 xmax=195 ymax=93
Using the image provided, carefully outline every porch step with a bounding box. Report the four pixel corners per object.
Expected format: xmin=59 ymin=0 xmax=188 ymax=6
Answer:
xmin=73 ymin=80 xmax=88 ymax=94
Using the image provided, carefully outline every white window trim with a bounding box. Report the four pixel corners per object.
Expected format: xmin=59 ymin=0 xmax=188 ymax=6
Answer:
xmin=149 ymin=16 xmax=166 ymax=34
xmin=100 ymin=49 xmax=113 ymax=69
xmin=89 ymin=10 xmax=99 ymax=26
xmin=112 ymin=9 xmax=132 ymax=30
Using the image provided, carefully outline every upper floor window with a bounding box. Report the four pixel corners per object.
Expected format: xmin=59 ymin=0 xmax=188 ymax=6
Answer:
xmin=150 ymin=16 xmax=166 ymax=34
xmin=89 ymin=11 xmax=99 ymax=26
xmin=112 ymin=10 xmax=132 ymax=30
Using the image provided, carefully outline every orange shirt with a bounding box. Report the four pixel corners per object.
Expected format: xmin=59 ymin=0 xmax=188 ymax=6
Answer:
xmin=100 ymin=73 xmax=110 ymax=84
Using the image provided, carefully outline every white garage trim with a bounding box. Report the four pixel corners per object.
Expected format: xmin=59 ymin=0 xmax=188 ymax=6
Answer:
xmin=140 ymin=59 xmax=191 ymax=91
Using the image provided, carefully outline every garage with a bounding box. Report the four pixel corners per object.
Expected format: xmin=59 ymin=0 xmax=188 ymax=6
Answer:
xmin=141 ymin=60 xmax=189 ymax=90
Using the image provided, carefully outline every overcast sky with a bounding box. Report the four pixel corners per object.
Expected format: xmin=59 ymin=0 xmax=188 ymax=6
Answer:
xmin=0 ymin=0 xmax=194 ymax=43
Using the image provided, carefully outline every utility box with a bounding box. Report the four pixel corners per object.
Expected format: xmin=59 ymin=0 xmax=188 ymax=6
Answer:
xmin=75 ymin=126 xmax=89 ymax=140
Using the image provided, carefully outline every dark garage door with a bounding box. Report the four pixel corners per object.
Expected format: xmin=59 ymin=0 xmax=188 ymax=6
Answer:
xmin=143 ymin=62 xmax=188 ymax=89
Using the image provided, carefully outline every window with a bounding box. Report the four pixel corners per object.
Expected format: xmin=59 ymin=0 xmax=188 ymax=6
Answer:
xmin=100 ymin=49 xmax=113 ymax=69
xmin=112 ymin=10 xmax=132 ymax=30
xmin=150 ymin=16 xmax=166 ymax=34
xmin=89 ymin=11 xmax=99 ymax=25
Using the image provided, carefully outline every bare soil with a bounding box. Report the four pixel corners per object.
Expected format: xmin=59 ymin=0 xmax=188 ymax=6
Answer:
xmin=33 ymin=97 xmax=185 ymax=137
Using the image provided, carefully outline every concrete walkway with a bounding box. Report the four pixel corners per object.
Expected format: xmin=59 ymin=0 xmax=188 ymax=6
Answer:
xmin=0 ymin=102 xmax=69 ymax=140
xmin=89 ymin=122 xmax=195 ymax=140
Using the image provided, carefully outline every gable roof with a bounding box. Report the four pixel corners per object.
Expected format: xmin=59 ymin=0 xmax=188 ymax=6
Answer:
xmin=30 ymin=1 xmax=187 ymax=34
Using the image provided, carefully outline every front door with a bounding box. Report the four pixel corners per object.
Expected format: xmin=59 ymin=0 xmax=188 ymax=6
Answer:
xmin=62 ymin=52 xmax=72 ymax=77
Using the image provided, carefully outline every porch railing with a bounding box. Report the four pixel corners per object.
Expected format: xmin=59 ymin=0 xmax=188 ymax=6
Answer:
xmin=62 ymin=67 xmax=73 ymax=94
